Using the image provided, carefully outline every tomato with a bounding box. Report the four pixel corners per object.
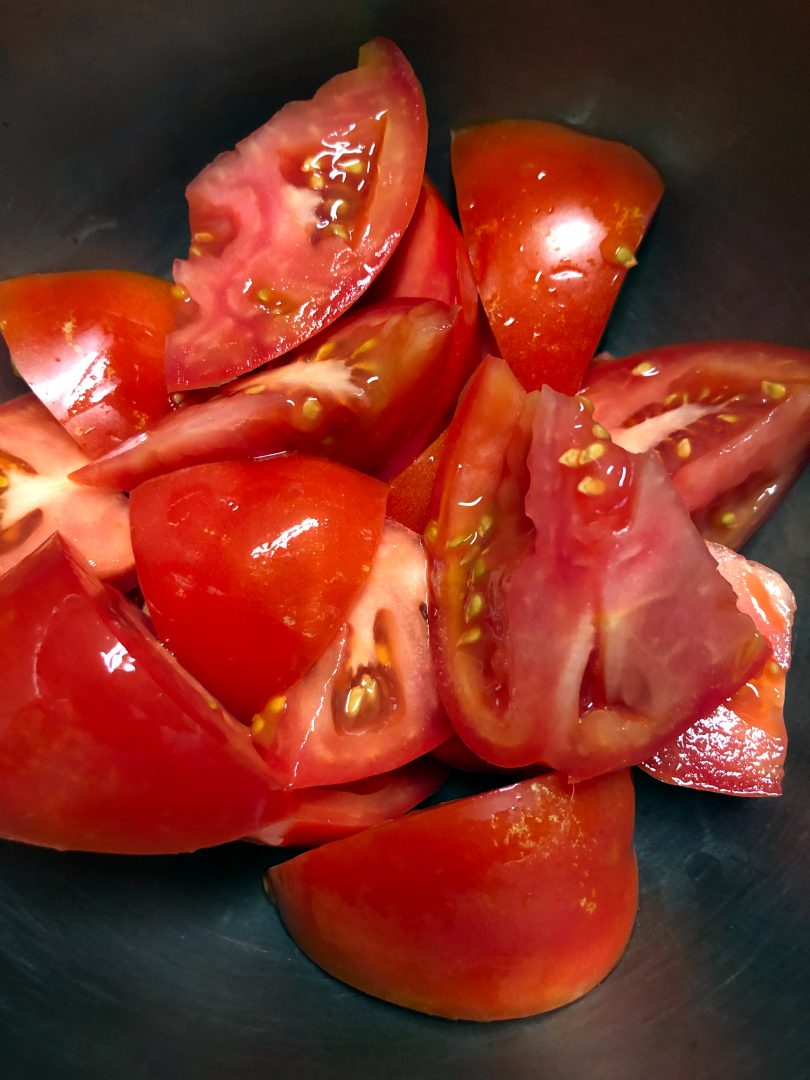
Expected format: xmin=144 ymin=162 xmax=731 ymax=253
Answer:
xmin=130 ymin=457 xmax=387 ymax=722
xmin=252 ymin=521 xmax=451 ymax=787
xmin=0 ymin=394 xmax=133 ymax=582
xmin=386 ymin=429 xmax=447 ymax=534
xmin=0 ymin=271 xmax=175 ymax=458
xmin=641 ymin=544 xmax=794 ymax=796
xmin=0 ymin=534 xmax=295 ymax=854
xmin=583 ymin=341 xmax=810 ymax=549
xmin=167 ymin=39 xmax=427 ymax=391
xmin=268 ymin=769 xmax=637 ymax=1020
xmin=249 ymin=759 xmax=447 ymax=848
xmin=452 ymin=121 xmax=663 ymax=394
xmin=370 ymin=178 xmax=481 ymax=473
xmin=429 ymin=356 xmax=768 ymax=778
xmin=74 ymin=300 xmax=455 ymax=491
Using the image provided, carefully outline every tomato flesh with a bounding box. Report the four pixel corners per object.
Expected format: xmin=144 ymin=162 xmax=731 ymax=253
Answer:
xmin=429 ymin=356 xmax=768 ymax=778
xmin=252 ymin=521 xmax=451 ymax=787
xmin=452 ymin=120 xmax=663 ymax=393
xmin=75 ymin=299 xmax=455 ymax=491
xmin=167 ymin=39 xmax=427 ymax=390
xmin=583 ymin=341 xmax=810 ymax=548
xmin=386 ymin=429 xmax=447 ymax=534
xmin=130 ymin=457 xmax=387 ymax=721
xmin=641 ymin=544 xmax=794 ymax=796
xmin=268 ymin=769 xmax=637 ymax=1020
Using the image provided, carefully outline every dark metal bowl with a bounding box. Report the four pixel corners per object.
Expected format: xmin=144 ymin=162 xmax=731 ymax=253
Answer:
xmin=1 ymin=2 xmax=807 ymax=1076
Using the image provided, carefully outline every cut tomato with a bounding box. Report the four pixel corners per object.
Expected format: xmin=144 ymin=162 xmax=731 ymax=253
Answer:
xmin=0 ymin=394 xmax=133 ymax=582
xmin=268 ymin=769 xmax=637 ymax=1021
xmin=167 ymin=39 xmax=427 ymax=391
xmin=130 ymin=457 xmax=387 ymax=721
xmin=386 ymin=429 xmax=447 ymax=534
xmin=0 ymin=534 xmax=294 ymax=854
xmin=75 ymin=300 xmax=455 ymax=491
xmin=452 ymin=120 xmax=663 ymax=394
xmin=641 ymin=544 xmax=794 ymax=796
xmin=252 ymin=521 xmax=451 ymax=787
xmin=429 ymin=356 xmax=768 ymax=778
xmin=583 ymin=341 xmax=810 ymax=548
xmin=0 ymin=271 xmax=175 ymax=458
xmin=249 ymin=759 xmax=447 ymax=848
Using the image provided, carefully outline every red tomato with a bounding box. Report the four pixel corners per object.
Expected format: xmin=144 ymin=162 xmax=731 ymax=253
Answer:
xmin=386 ymin=429 xmax=447 ymax=534
xmin=429 ymin=356 xmax=768 ymax=778
xmin=268 ymin=769 xmax=637 ymax=1020
xmin=249 ymin=759 xmax=448 ymax=848
xmin=370 ymin=178 xmax=481 ymax=473
xmin=130 ymin=457 xmax=387 ymax=721
xmin=0 ymin=534 xmax=294 ymax=854
xmin=641 ymin=544 xmax=794 ymax=796
xmin=452 ymin=121 xmax=663 ymax=393
xmin=75 ymin=300 xmax=455 ymax=491
xmin=583 ymin=341 xmax=810 ymax=548
xmin=167 ymin=39 xmax=427 ymax=391
xmin=252 ymin=521 xmax=451 ymax=787
xmin=0 ymin=394 xmax=133 ymax=582
xmin=0 ymin=271 xmax=175 ymax=458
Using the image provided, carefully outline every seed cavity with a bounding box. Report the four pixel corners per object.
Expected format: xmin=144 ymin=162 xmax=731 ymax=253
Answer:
xmin=577 ymin=476 xmax=606 ymax=496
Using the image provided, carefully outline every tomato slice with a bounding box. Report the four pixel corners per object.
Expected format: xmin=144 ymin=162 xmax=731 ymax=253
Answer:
xmin=370 ymin=178 xmax=481 ymax=472
xmin=429 ymin=356 xmax=768 ymax=778
xmin=0 ymin=394 xmax=133 ymax=583
xmin=0 ymin=534 xmax=294 ymax=854
xmin=167 ymin=39 xmax=427 ymax=391
xmin=268 ymin=769 xmax=637 ymax=1020
xmin=252 ymin=521 xmax=451 ymax=787
xmin=386 ymin=429 xmax=447 ymax=534
xmin=75 ymin=299 xmax=455 ymax=491
xmin=249 ymin=759 xmax=448 ymax=848
xmin=130 ymin=457 xmax=387 ymax=721
xmin=582 ymin=341 xmax=810 ymax=548
xmin=0 ymin=271 xmax=175 ymax=458
xmin=452 ymin=121 xmax=663 ymax=393
xmin=641 ymin=544 xmax=794 ymax=797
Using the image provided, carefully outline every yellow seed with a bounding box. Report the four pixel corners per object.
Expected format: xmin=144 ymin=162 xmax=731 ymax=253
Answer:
xmin=256 ymin=287 xmax=275 ymax=304
xmin=321 ymin=436 xmax=336 ymax=448
xmin=577 ymin=476 xmax=606 ymax=496
xmin=345 ymin=686 xmax=366 ymax=718
xmin=465 ymin=592 xmax=485 ymax=620
xmin=698 ymin=387 xmax=711 ymax=401
xmin=358 ymin=673 xmax=379 ymax=701
xmin=766 ymin=658 xmax=781 ymax=677
xmin=376 ymin=640 xmax=392 ymax=667
xmin=0 ymin=475 xmax=8 ymax=490
xmin=353 ymin=337 xmax=378 ymax=357
xmin=559 ymin=447 xmax=584 ymax=468
xmin=267 ymin=695 xmax=287 ymax=715
xmin=170 ymin=392 xmax=185 ymax=406
xmin=329 ymin=222 xmax=352 ymax=243
xmin=170 ymin=284 xmax=187 ymax=301
xmin=631 ymin=360 xmax=656 ymax=376
xmin=458 ymin=626 xmax=482 ymax=646
xmin=592 ymin=423 xmax=610 ymax=440
xmin=664 ymin=392 xmax=680 ymax=407
xmin=676 ymin=437 xmax=692 ymax=459
xmin=575 ymin=394 xmax=595 ymax=415
xmin=251 ymin=716 xmax=265 ymax=735
xmin=424 ymin=521 xmax=439 ymax=546
xmin=307 ymin=171 xmax=325 ymax=190
xmin=192 ymin=230 xmax=214 ymax=244
xmin=719 ymin=510 xmax=737 ymax=528
xmin=301 ymin=156 xmax=320 ymax=173
xmin=313 ymin=342 xmax=336 ymax=363
xmin=718 ymin=413 xmax=738 ymax=423
xmin=188 ymin=245 xmax=203 ymax=258
xmin=582 ymin=442 xmax=606 ymax=463
xmin=472 ymin=557 xmax=487 ymax=582
xmin=302 ymin=397 xmax=323 ymax=421
xmin=478 ymin=512 xmax=494 ymax=536
xmin=244 ymin=384 xmax=264 ymax=396
xmin=762 ymin=380 xmax=786 ymax=400
xmin=613 ymin=244 xmax=638 ymax=268
xmin=447 ymin=531 xmax=475 ymax=549
xmin=341 ymin=158 xmax=365 ymax=175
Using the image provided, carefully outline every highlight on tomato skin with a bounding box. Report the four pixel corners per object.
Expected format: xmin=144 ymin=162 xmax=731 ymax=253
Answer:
xmin=268 ymin=769 xmax=638 ymax=1021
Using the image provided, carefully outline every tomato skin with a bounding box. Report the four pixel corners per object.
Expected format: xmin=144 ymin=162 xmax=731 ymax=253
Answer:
xmin=0 ymin=394 xmax=134 ymax=583
xmin=268 ymin=770 xmax=637 ymax=1021
xmin=0 ymin=535 xmax=292 ymax=854
xmin=167 ymin=39 xmax=427 ymax=391
xmin=386 ymin=429 xmax=446 ymax=533
xmin=452 ymin=121 xmax=663 ymax=393
xmin=0 ymin=271 xmax=175 ymax=458
xmin=249 ymin=759 xmax=448 ymax=848
xmin=74 ymin=299 xmax=455 ymax=491
xmin=641 ymin=544 xmax=794 ymax=797
xmin=582 ymin=341 xmax=810 ymax=548
xmin=130 ymin=457 xmax=387 ymax=722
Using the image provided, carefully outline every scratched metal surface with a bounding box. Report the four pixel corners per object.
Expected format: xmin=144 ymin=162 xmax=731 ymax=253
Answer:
xmin=0 ymin=2 xmax=807 ymax=1077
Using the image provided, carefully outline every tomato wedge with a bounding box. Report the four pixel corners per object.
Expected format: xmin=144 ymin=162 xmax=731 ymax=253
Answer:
xmin=452 ymin=121 xmax=663 ymax=393
xmin=429 ymin=356 xmax=768 ymax=778
xmin=641 ymin=544 xmax=794 ymax=797
xmin=0 ymin=534 xmax=290 ymax=854
xmin=0 ymin=271 xmax=175 ymax=458
xmin=252 ymin=521 xmax=451 ymax=787
xmin=249 ymin=759 xmax=447 ymax=848
xmin=387 ymin=429 xmax=447 ymax=534
xmin=583 ymin=341 xmax=810 ymax=548
xmin=167 ymin=39 xmax=427 ymax=391
xmin=268 ymin=769 xmax=637 ymax=1020
xmin=75 ymin=300 xmax=455 ymax=491
xmin=130 ymin=457 xmax=387 ymax=721
xmin=0 ymin=394 xmax=133 ymax=582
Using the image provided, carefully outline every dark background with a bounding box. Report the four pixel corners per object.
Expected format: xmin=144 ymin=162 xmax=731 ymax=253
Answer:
xmin=0 ymin=1 xmax=807 ymax=1077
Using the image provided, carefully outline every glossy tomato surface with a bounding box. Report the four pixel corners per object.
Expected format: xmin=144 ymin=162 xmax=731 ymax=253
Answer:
xmin=270 ymin=770 xmax=637 ymax=1020
xmin=167 ymin=39 xmax=427 ymax=390
xmin=131 ymin=457 xmax=387 ymax=721
xmin=387 ymin=429 xmax=447 ymax=534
